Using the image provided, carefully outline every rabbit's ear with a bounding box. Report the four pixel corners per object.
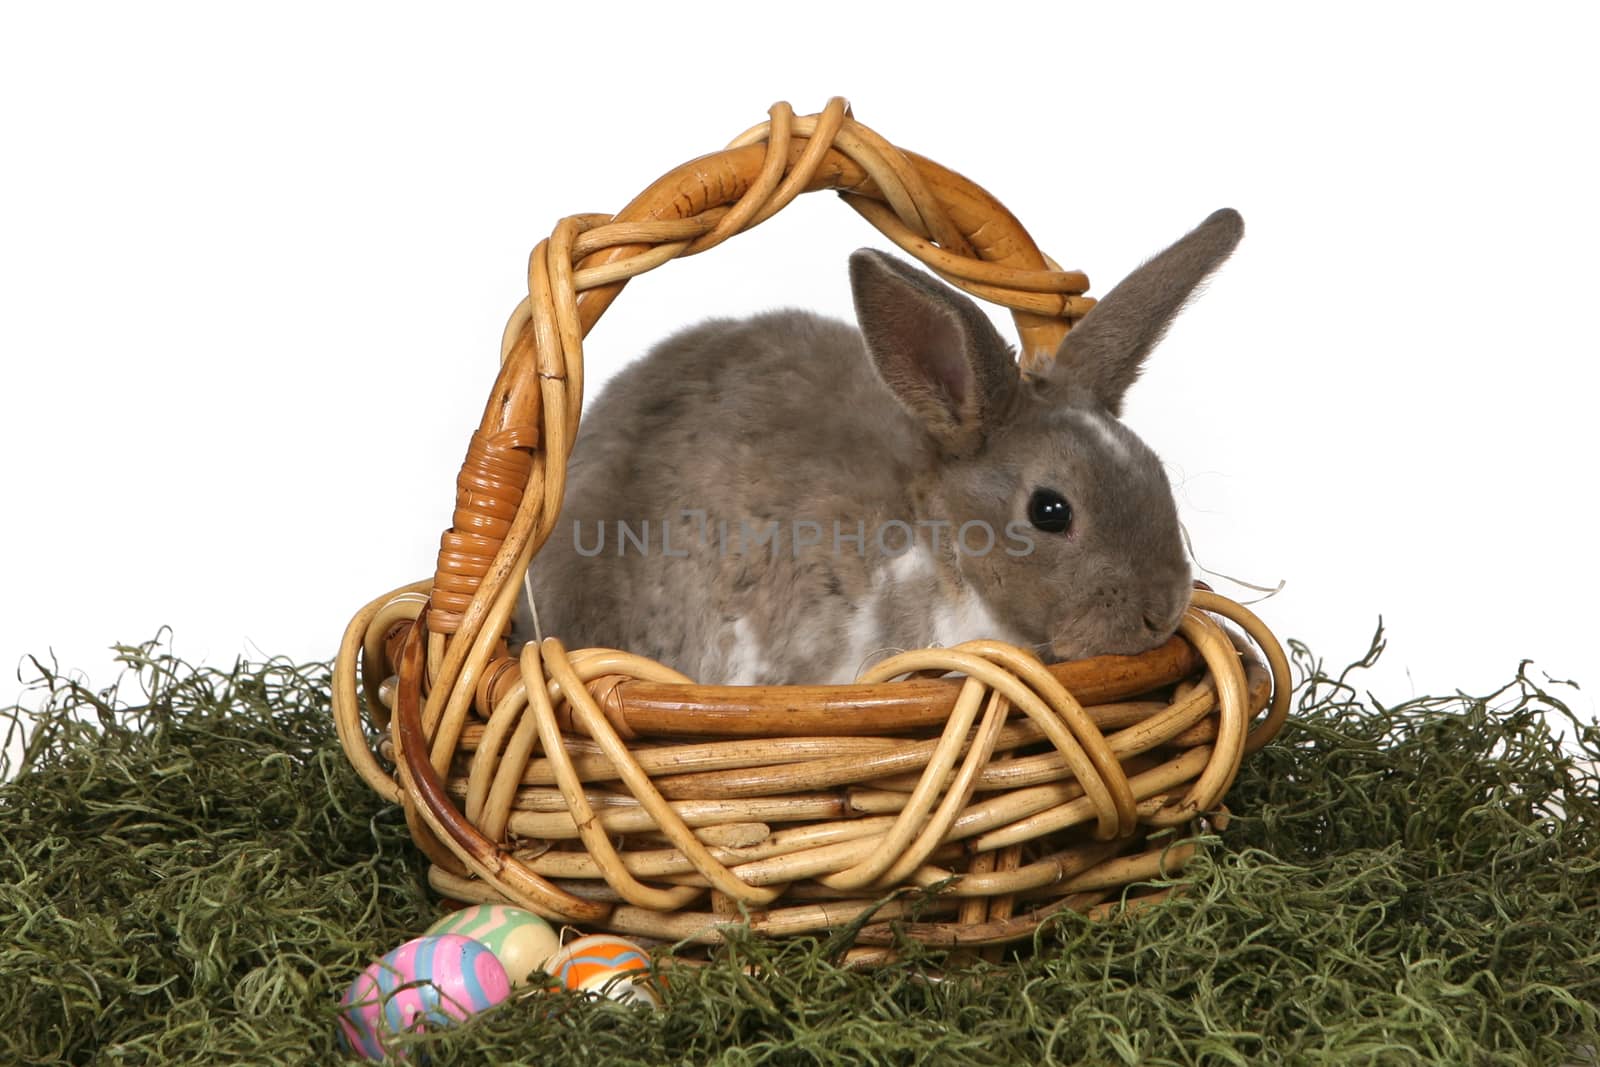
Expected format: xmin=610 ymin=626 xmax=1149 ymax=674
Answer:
xmin=849 ymin=249 xmax=1019 ymax=457
xmin=1048 ymin=208 xmax=1243 ymax=415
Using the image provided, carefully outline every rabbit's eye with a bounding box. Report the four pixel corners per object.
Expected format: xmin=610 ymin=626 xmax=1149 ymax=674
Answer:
xmin=1028 ymin=489 xmax=1073 ymax=534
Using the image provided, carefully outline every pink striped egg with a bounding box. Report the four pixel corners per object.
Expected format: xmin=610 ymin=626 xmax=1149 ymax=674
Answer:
xmin=423 ymin=904 xmax=559 ymax=988
xmin=337 ymin=934 xmax=511 ymax=1060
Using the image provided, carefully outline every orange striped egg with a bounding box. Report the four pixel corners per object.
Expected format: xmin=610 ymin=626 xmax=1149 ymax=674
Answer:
xmin=546 ymin=934 xmax=652 ymax=991
xmin=577 ymin=967 xmax=663 ymax=1007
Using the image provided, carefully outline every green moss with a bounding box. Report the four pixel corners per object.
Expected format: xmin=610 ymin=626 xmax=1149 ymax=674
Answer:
xmin=2 ymin=630 xmax=1595 ymax=1065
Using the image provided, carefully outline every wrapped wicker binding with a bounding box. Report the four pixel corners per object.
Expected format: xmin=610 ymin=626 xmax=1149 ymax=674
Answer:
xmin=330 ymin=97 xmax=1290 ymax=954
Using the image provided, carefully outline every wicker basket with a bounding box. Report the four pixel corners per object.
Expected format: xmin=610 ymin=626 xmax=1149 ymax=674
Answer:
xmin=330 ymin=97 xmax=1290 ymax=958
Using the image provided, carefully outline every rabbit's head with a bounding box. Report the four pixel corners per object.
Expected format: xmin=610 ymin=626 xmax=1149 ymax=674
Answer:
xmin=849 ymin=209 xmax=1243 ymax=662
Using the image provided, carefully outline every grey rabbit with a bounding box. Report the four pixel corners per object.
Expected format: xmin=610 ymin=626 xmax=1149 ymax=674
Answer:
xmin=515 ymin=209 xmax=1243 ymax=685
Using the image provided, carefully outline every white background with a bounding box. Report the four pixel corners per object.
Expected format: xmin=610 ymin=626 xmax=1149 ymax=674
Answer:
xmin=2 ymin=4 xmax=1594 ymax=723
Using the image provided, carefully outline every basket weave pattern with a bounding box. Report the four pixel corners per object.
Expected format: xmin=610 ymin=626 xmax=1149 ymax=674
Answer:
xmin=331 ymin=98 xmax=1290 ymax=952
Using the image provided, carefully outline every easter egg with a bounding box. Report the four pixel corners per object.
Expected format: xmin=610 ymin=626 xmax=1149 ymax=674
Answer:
xmin=545 ymin=933 xmax=652 ymax=991
xmin=337 ymin=934 xmax=511 ymax=1060
xmin=577 ymin=966 xmax=664 ymax=1007
xmin=423 ymin=903 xmax=559 ymax=987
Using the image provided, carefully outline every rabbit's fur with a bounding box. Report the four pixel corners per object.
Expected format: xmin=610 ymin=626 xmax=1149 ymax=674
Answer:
xmin=516 ymin=209 xmax=1243 ymax=684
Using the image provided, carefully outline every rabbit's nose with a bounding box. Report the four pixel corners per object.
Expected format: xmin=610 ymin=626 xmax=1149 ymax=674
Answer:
xmin=1142 ymin=598 xmax=1187 ymax=639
